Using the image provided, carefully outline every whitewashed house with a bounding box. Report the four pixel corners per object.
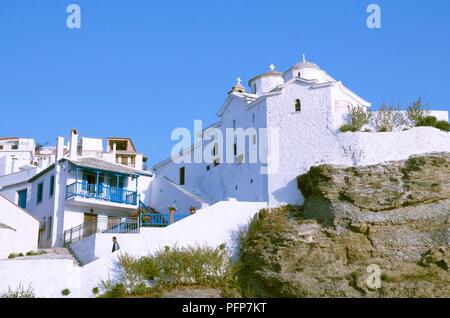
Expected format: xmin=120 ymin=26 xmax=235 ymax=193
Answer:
xmin=20 ymin=129 xmax=154 ymax=248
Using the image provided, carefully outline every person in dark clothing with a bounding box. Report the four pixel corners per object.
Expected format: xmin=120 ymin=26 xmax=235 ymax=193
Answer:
xmin=112 ymin=236 xmax=120 ymax=253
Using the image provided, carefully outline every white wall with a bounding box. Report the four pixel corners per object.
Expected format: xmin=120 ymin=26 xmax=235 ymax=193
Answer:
xmin=0 ymin=259 xmax=78 ymax=298
xmin=0 ymin=195 xmax=40 ymax=259
xmin=70 ymin=201 xmax=267 ymax=265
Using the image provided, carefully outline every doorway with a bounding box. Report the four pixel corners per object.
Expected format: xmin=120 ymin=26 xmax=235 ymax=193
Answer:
xmin=83 ymin=213 xmax=98 ymax=237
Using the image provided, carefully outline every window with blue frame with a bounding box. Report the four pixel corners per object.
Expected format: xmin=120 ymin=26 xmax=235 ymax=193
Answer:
xmin=49 ymin=176 xmax=55 ymax=197
xmin=17 ymin=189 xmax=27 ymax=209
xmin=37 ymin=182 xmax=43 ymax=204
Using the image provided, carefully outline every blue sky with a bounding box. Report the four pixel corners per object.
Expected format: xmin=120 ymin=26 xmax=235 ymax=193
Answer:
xmin=0 ymin=0 xmax=449 ymax=165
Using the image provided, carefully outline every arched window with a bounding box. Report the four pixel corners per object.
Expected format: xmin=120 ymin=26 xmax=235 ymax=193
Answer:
xmin=295 ymin=99 xmax=302 ymax=112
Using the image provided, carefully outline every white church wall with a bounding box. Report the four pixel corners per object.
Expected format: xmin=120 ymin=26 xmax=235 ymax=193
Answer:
xmin=266 ymin=82 xmax=343 ymax=206
xmin=336 ymin=126 xmax=450 ymax=166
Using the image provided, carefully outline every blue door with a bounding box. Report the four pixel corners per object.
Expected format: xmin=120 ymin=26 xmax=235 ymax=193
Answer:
xmin=17 ymin=189 xmax=27 ymax=209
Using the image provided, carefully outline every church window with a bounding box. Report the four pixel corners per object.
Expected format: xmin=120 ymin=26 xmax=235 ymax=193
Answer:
xmin=233 ymin=120 xmax=236 ymax=129
xmin=295 ymin=99 xmax=302 ymax=112
xmin=252 ymin=113 xmax=255 ymax=124
xmin=206 ymin=165 xmax=210 ymax=171
xmin=252 ymin=135 xmax=256 ymax=145
xmin=179 ymin=167 xmax=185 ymax=186
xmin=298 ymin=72 xmax=301 ymax=77
xmin=233 ymin=143 xmax=237 ymax=156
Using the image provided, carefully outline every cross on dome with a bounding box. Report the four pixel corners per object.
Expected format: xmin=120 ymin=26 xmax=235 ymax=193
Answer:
xmin=302 ymin=53 xmax=306 ymax=62
xmin=269 ymin=64 xmax=276 ymax=72
xmin=236 ymin=77 xmax=242 ymax=85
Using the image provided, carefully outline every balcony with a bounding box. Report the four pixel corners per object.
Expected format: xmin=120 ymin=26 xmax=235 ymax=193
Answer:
xmin=66 ymin=181 xmax=138 ymax=206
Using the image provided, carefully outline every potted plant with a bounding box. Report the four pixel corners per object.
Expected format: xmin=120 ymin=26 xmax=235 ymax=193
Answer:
xmin=189 ymin=206 xmax=197 ymax=215
xmin=168 ymin=204 xmax=177 ymax=224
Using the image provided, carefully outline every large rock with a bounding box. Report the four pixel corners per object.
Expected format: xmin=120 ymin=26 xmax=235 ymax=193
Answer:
xmin=297 ymin=152 xmax=450 ymax=261
xmin=237 ymin=153 xmax=450 ymax=298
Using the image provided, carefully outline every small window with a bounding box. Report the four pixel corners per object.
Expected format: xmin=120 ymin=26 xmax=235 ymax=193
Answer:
xmin=298 ymin=72 xmax=301 ymax=77
xmin=250 ymin=179 xmax=254 ymax=184
xmin=295 ymin=99 xmax=302 ymax=112
xmin=252 ymin=135 xmax=257 ymax=145
xmin=206 ymin=165 xmax=210 ymax=171
xmin=233 ymin=143 xmax=237 ymax=156
xmin=233 ymin=120 xmax=236 ymax=130
xmin=252 ymin=113 xmax=255 ymax=124
xmin=179 ymin=167 xmax=185 ymax=186
xmin=0 ymin=145 xmax=3 ymax=150
xmin=37 ymin=182 xmax=44 ymax=204
xmin=235 ymin=185 xmax=238 ymax=190
xmin=49 ymin=176 xmax=55 ymax=197
xmin=11 ymin=145 xmax=18 ymax=150
xmin=47 ymin=217 xmax=52 ymax=240
xmin=212 ymin=143 xmax=218 ymax=156
xmin=252 ymin=84 xmax=256 ymax=94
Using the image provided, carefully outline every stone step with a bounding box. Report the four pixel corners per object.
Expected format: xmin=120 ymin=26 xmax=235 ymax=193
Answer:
xmin=38 ymin=248 xmax=81 ymax=267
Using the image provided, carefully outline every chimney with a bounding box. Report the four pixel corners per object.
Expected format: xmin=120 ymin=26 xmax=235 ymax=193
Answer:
xmin=56 ymin=137 xmax=65 ymax=161
xmin=69 ymin=128 xmax=78 ymax=160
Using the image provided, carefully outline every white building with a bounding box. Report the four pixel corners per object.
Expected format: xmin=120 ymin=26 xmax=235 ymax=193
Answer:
xmin=149 ymin=59 xmax=450 ymax=211
xmin=0 ymin=195 xmax=40 ymax=259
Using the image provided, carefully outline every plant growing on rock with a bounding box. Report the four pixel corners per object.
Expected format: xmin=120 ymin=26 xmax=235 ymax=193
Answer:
xmin=374 ymin=103 xmax=406 ymax=132
xmin=340 ymin=105 xmax=372 ymax=132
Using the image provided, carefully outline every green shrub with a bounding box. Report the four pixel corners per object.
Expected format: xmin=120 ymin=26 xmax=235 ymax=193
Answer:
xmin=416 ymin=116 xmax=450 ymax=132
xmin=92 ymin=287 xmax=99 ymax=295
xmin=99 ymin=245 xmax=236 ymax=298
xmin=435 ymin=120 xmax=450 ymax=132
xmin=416 ymin=116 xmax=438 ymax=127
xmin=1 ymin=284 xmax=35 ymax=298
xmin=341 ymin=105 xmax=372 ymax=132
xmin=406 ymin=97 xmax=430 ymax=125
xmin=339 ymin=124 xmax=353 ymax=133
xmin=61 ymin=288 xmax=70 ymax=296
xmin=374 ymin=103 xmax=406 ymax=132
xmin=99 ymin=282 xmax=127 ymax=298
xmin=26 ymin=250 xmax=46 ymax=256
xmin=8 ymin=253 xmax=18 ymax=259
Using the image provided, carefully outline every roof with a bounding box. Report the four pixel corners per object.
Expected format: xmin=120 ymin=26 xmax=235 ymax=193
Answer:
xmin=68 ymin=157 xmax=153 ymax=177
xmin=0 ymin=137 xmax=19 ymax=141
xmin=248 ymin=71 xmax=283 ymax=85
xmin=28 ymin=157 xmax=153 ymax=182
xmin=290 ymin=61 xmax=321 ymax=70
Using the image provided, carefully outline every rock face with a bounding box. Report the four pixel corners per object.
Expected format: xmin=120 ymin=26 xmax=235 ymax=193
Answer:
xmin=237 ymin=152 xmax=450 ymax=298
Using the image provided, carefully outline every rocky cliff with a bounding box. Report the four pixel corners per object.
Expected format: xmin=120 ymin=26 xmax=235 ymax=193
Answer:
xmin=237 ymin=152 xmax=450 ymax=297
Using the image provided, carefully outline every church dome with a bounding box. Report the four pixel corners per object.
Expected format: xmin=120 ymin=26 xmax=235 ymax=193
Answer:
xmin=291 ymin=61 xmax=321 ymax=70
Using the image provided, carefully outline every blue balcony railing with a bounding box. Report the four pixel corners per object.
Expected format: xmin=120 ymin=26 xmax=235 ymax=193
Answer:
xmin=66 ymin=181 xmax=138 ymax=205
